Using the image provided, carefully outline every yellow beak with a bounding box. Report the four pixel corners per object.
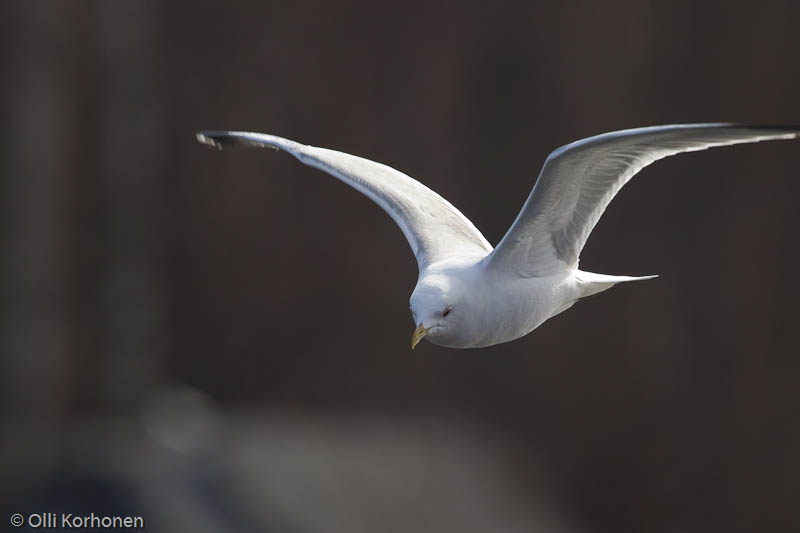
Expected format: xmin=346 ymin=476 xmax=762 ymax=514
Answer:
xmin=411 ymin=323 xmax=430 ymax=349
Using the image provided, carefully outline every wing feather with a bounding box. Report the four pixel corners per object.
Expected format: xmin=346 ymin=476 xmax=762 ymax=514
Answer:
xmin=197 ymin=131 xmax=492 ymax=271
xmin=486 ymin=123 xmax=800 ymax=277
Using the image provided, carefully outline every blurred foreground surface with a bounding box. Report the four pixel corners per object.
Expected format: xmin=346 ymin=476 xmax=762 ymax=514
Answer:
xmin=4 ymin=386 xmax=572 ymax=532
xmin=2 ymin=1 xmax=800 ymax=532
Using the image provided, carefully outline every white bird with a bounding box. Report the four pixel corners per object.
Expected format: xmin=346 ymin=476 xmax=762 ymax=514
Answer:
xmin=197 ymin=124 xmax=799 ymax=349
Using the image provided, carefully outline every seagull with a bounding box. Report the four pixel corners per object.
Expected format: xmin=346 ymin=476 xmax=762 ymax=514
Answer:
xmin=197 ymin=124 xmax=799 ymax=349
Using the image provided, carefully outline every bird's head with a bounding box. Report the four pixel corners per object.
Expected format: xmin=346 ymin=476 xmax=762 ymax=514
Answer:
xmin=409 ymin=275 xmax=465 ymax=349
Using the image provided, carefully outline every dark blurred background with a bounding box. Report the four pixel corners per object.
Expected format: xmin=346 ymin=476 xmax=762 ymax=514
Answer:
xmin=2 ymin=1 xmax=799 ymax=532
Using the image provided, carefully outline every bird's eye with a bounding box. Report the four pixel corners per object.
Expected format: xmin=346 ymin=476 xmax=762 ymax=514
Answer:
xmin=442 ymin=305 xmax=453 ymax=317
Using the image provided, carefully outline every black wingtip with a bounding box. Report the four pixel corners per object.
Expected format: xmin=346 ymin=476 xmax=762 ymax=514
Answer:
xmin=196 ymin=130 xmax=281 ymax=150
xmin=734 ymin=123 xmax=800 ymax=134
xmin=196 ymin=131 xmax=236 ymax=150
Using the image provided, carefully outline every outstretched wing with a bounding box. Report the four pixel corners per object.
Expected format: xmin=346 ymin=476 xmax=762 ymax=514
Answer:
xmin=485 ymin=123 xmax=800 ymax=277
xmin=197 ymin=131 xmax=492 ymax=271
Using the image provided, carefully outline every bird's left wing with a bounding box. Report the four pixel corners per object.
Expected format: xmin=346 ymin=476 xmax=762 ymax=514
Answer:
xmin=485 ymin=123 xmax=800 ymax=277
xmin=197 ymin=131 xmax=492 ymax=271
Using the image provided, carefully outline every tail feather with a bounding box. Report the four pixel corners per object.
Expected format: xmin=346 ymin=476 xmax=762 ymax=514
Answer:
xmin=575 ymin=270 xmax=658 ymax=299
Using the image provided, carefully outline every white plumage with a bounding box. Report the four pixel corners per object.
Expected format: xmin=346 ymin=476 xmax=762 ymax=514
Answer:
xmin=197 ymin=124 xmax=799 ymax=348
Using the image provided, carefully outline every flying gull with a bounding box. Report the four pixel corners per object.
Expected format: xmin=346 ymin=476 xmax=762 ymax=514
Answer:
xmin=197 ymin=124 xmax=799 ymax=349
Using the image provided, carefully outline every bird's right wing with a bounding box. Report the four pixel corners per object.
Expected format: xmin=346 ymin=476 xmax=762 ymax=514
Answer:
xmin=485 ymin=124 xmax=800 ymax=277
xmin=197 ymin=131 xmax=492 ymax=271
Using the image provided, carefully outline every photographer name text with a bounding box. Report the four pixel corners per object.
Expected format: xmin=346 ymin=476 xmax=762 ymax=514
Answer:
xmin=11 ymin=512 xmax=144 ymax=529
